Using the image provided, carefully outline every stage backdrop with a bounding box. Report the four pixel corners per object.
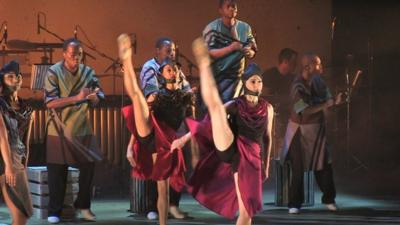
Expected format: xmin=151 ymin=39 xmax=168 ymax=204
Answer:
xmin=0 ymin=0 xmax=332 ymax=97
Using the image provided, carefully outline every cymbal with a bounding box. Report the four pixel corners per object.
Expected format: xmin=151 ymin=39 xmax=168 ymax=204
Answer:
xmin=7 ymin=39 xmax=63 ymax=50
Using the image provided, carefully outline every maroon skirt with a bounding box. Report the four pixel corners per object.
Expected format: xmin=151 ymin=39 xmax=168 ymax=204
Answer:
xmin=186 ymin=116 xmax=264 ymax=219
xmin=122 ymin=105 xmax=186 ymax=192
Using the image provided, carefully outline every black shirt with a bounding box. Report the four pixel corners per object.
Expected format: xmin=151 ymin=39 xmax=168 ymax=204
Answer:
xmin=262 ymin=66 xmax=294 ymax=116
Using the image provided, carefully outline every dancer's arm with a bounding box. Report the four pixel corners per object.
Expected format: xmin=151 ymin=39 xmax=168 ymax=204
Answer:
xmin=0 ymin=114 xmax=15 ymax=187
xmin=264 ymin=104 xmax=274 ymax=178
xmin=170 ymin=132 xmax=191 ymax=152
xmin=118 ymin=34 xmax=152 ymax=137
xmin=126 ymin=135 xmax=137 ymax=167
xmin=192 ymin=38 xmax=233 ymax=151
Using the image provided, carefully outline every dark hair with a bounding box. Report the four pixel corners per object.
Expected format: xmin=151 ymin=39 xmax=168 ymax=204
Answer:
xmin=278 ymin=48 xmax=297 ymax=64
xmin=0 ymin=60 xmax=20 ymax=86
xmin=219 ymin=0 xmax=238 ymax=8
xmin=155 ymin=37 xmax=173 ymax=49
xmin=63 ymin=38 xmax=81 ymax=51
xmin=158 ymin=58 xmax=177 ymax=74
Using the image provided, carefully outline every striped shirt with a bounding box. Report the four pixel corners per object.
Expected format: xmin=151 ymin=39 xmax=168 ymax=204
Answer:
xmin=44 ymin=61 xmax=104 ymax=136
xmin=139 ymin=58 xmax=191 ymax=98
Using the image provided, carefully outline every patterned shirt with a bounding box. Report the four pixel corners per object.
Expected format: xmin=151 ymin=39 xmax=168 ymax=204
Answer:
xmin=44 ymin=61 xmax=104 ymax=136
xmin=290 ymin=74 xmax=332 ymax=124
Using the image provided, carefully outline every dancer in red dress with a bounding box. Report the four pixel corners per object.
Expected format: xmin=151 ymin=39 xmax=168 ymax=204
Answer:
xmin=118 ymin=34 xmax=193 ymax=225
xmin=172 ymin=38 xmax=274 ymax=225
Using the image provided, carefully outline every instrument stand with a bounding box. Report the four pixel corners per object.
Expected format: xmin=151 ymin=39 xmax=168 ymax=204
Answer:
xmin=345 ymin=71 xmax=368 ymax=172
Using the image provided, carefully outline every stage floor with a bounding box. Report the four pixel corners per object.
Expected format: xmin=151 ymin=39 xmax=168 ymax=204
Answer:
xmin=0 ymin=189 xmax=399 ymax=225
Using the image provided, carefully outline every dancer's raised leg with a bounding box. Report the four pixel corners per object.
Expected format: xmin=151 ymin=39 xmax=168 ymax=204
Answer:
xmin=192 ymin=38 xmax=234 ymax=151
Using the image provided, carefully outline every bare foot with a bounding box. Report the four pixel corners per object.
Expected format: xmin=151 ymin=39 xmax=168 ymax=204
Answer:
xmin=117 ymin=33 xmax=132 ymax=61
xmin=192 ymin=37 xmax=211 ymax=66
xmin=169 ymin=206 xmax=187 ymax=219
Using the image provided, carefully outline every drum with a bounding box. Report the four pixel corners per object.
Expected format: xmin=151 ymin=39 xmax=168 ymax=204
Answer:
xmin=274 ymin=159 xmax=314 ymax=207
xmin=129 ymin=177 xmax=157 ymax=214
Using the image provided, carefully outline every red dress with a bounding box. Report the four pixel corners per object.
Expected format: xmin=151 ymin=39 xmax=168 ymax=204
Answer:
xmin=186 ymin=96 xmax=270 ymax=219
xmin=122 ymin=105 xmax=186 ymax=191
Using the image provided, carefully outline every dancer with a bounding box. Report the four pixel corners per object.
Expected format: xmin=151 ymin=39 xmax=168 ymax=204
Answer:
xmin=0 ymin=61 xmax=34 ymax=225
xmin=172 ymin=38 xmax=273 ymax=225
xmin=127 ymin=37 xmax=191 ymax=219
xmin=119 ymin=34 xmax=193 ymax=225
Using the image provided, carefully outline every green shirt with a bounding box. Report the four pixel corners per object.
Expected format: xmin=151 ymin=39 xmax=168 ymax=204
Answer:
xmin=203 ymin=18 xmax=256 ymax=80
xmin=44 ymin=61 xmax=104 ymax=136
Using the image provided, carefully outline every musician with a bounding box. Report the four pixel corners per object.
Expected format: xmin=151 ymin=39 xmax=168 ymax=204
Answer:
xmin=201 ymin=0 xmax=257 ymax=108
xmin=279 ymin=53 xmax=341 ymax=214
xmin=44 ymin=38 xmax=104 ymax=223
xmin=139 ymin=37 xmax=190 ymax=101
xmin=262 ymin=48 xmax=297 ymax=155
xmin=126 ymin=37 xmax=191 ymax=220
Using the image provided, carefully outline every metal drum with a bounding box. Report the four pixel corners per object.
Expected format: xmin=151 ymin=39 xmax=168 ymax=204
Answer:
xmin=274 ymin=159 xmax=314 ymax=207
xmin=129 ymin=177 xmax=157 ymax=214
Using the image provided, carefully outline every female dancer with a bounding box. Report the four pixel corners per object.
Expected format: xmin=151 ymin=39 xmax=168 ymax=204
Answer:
xmin=118 ymin=34 xmax=193 ymax=225
xmin=0 ymin=61 xmax=34 ymax=225
xmin=172 ymin=38 xmax=274 ymax=225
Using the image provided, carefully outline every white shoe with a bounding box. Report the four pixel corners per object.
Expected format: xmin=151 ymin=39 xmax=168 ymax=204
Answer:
xmin=325 ymin=203 xmax=338 ymax=211
xmin=47 ymin=216 xmax=60 ymax=224
xmin=147 ymin=211 xmax=158 ymax=220
xmin=78 ymin=209 xmax=96 ymax=221
xmin=288 ymin=208 xmax=300 ymax=214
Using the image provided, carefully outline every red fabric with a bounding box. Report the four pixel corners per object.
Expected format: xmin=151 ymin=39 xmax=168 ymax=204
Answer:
xmin=236 ymin=96 xmax=268 ymax=132
xmin=122 ymin=105 xmax=186 ymax=192
xmin=186 ymin=109 xmax=266 ymax=219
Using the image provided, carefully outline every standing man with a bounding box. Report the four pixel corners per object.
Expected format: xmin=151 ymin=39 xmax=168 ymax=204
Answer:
xmin=126 ymin=37 xmax=191 ymax=220
xmin=280 ymin=53 xmax=341 ymax=214
xmin=202 ymin=0 xmax=257 ymax=106
xmin=262 ymin=48 xmax=298 ymax=156
xmin=45 ymin=38 xmax=104 ymax=224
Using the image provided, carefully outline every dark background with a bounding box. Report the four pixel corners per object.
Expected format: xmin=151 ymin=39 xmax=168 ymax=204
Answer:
xmin=331 ymin=0 xmax=400 ymax=170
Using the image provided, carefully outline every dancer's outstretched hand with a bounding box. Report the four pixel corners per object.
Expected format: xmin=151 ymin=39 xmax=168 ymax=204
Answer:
xmin=117 ymin=33 xmax=132 ymax=61
xmin=192 ymin=38 xmax=211 ymax=67
xmin=170 ymin=137 xmax=185 ymax=152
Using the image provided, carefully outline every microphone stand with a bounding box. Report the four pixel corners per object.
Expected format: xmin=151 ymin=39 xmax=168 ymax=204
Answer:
xmin=345 ymin=67 xmax=368 ymax=172
xmin=0 ymin=21 xmax=7 ymax=46
xmin=37 ymin=23 xmax=96 ymax=63
xmin=0 ymin=21 xmax=7 ymax=65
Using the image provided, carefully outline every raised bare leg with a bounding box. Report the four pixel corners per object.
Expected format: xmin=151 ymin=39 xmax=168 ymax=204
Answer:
xmin=192 ymin=38 xmax=234 ymax=151
xmin=117 ymin=34 xmax=152 ymax=137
